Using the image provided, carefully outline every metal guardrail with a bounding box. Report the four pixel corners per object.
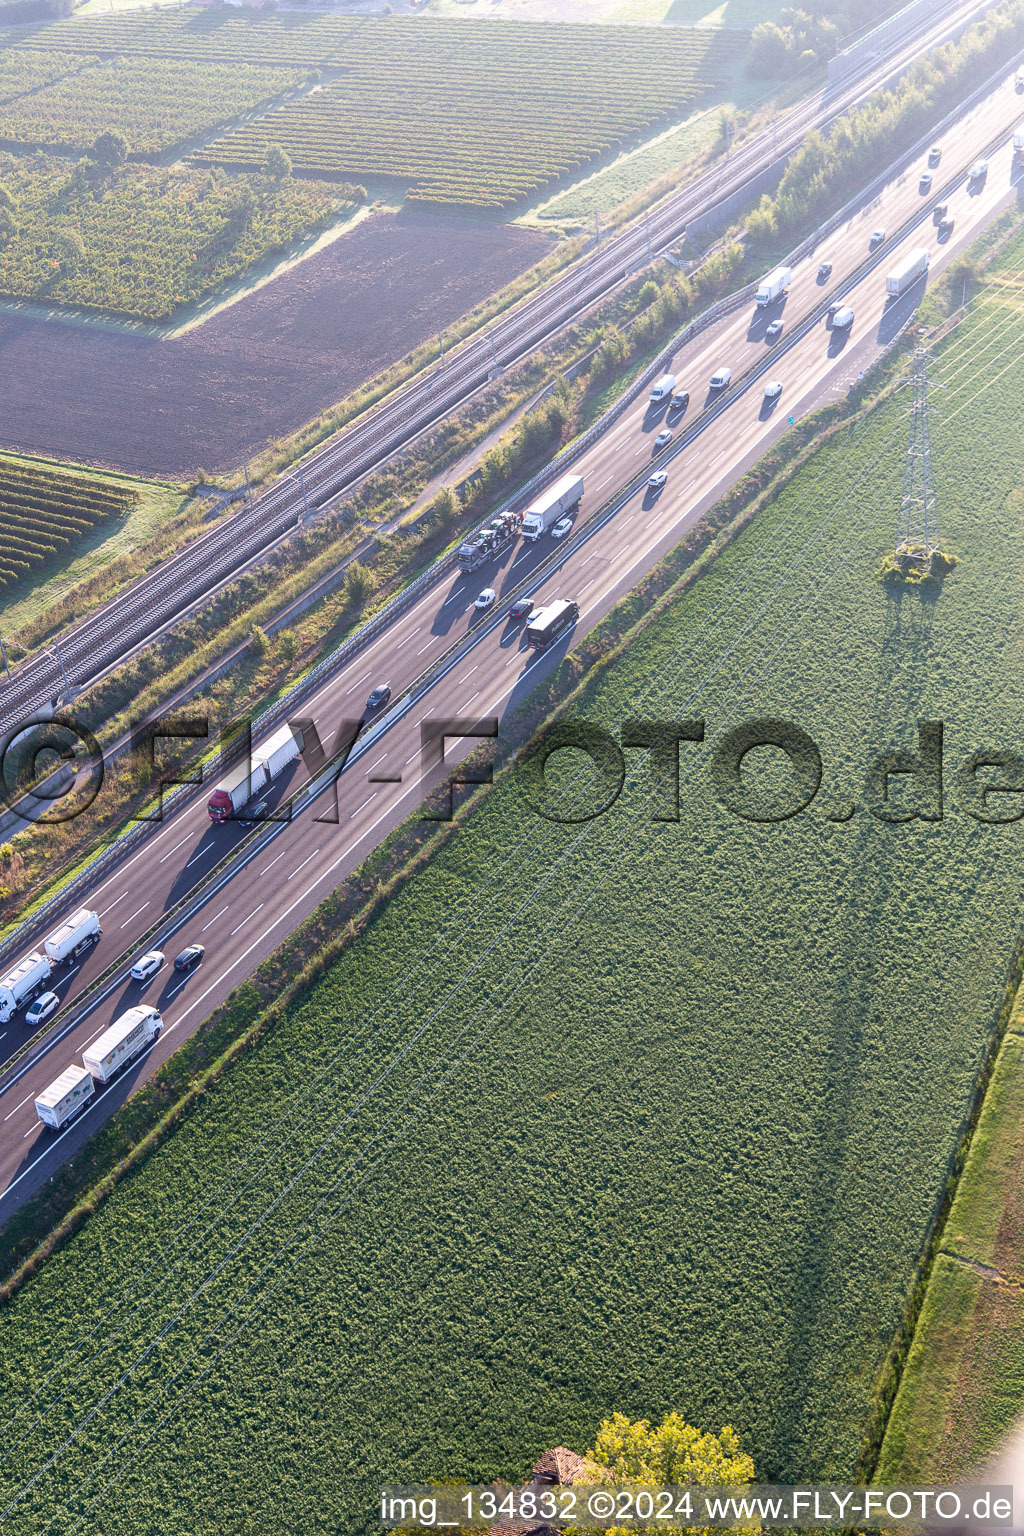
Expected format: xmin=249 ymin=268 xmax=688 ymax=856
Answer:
xmin=1 ymin=39 xmax=1020 ymax=975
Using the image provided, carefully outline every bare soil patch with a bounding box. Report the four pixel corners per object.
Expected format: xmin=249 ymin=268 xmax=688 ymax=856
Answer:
xmin=0 ymin=209 xmax=551 ymax=478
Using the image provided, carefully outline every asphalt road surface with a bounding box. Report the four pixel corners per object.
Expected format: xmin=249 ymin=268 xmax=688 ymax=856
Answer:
xmin=0 ymin=66 xmax=1021 ymax=1220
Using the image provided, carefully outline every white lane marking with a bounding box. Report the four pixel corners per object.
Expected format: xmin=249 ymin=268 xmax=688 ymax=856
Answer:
xmin=405 ymin=749 xmax=420 ymax=766
xmin=23 ymin=1122 xmax=39 ymax=1139
xmin=185 ymin=844 xmax=214 ymax=869
xmin=710 ymin=447 xmax=727 ymax=465
xmin=351 ymin=793 xmax=378 ymax=818
xmin=200 ymin=904 xmax=230 ymax=934
xmin=119 ymin=902 xmax=149 ymax=929
xmin=98 ymin=891 xmax=128 ymax=917
xmin=395 ymin=628 xmax=421 ymax=650
xmin=158 ymin=831 xmax=194 ymax=864
xmin=578 ymin=580 xmax=595 ymax=596
xmin=262 ymin=847 xmax=290 ymax=876
xmin=634 ymin=446 xmax=648 ymax=456
xmin=0 ymin=1033 xmax=6 ymax=1043
xmin=458 ymin=665 xmax=478 ymax=683
xmin=505 ymin=652 xmax=524 ymax=667
xmin=85 ymin=1019 xmax=112 ymax=1044
xmin=4 ymin=1091 xmax=34 ymax=1121
xmin=366 ymin=752 xmax=389 ymax=773
xmin=416 ymin=639 xmax=437 ymax=656
xmin=511 ymin=549 xmax=533 ymax=566
xmin=594 ymin=474 xmax=613 ymax=490
xmin=461 ymin=692 xmax=480 ymax=710
xmin=287 ymin=850 xmax=320 ymax=881
xmin=442 ymin=587 xmax=465 ymax=606
xmin=343 ymin=669 xmax=373 ymax=696
xmin=230 ymin=904 xmax=264 ymax=938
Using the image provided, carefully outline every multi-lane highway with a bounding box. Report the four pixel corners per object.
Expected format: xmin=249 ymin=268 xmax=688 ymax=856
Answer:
xmin=0 ymin=63 xmax=1021 ymax=1219
xmin=0 ymin=0 xmax=996 ymax=734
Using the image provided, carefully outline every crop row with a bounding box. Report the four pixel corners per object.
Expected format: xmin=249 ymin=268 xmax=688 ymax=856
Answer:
xmin=18 ymin=12 xmax=747 ymax=71
xmin=0 ymin=47 xmax=92 ymax=105
xmin=0 ymin=55 xmax=306 ymax=155
xmin=0 ymin=151 xmax=362 ymax=320
xmin=197 ymin=47 xmax=728 ymax=207
xmin=0 ymin=459 xmax=137 ymax=590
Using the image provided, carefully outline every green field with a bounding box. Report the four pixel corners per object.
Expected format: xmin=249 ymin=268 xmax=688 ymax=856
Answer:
xmin=0 ymin=153 xmax=362 ymax=320
xmin=3 ymin=238 xmax=1024 ymax=1532
xmin=0 ymin=55 xmax=306 ymax=155
xmin=194 ymin=20 xmax=744 ymax=209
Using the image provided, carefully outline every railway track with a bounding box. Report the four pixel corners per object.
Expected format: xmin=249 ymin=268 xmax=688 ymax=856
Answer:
xmin=0 ymin=0 xmax=987 ymax=736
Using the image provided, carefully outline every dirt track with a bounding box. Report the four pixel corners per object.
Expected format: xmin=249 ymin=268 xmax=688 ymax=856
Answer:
xmin=0 ymin=210 xmax=551 ymax=479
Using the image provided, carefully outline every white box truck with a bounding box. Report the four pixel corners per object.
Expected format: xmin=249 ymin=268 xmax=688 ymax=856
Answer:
xmin=0 ymin=951 xmax=52 ymax=1022
xmin=649 ymin=373 xmax=675 ymax=404
xmin=755 ymin=265 xmax=792 ymax=307
xmin=207 ymin=756 xmax=269 ymax=823
xmin=43 ymin=907 xmax=101 ymax=965
xmin=83 ymin=1004 xmax=162 ymax=1083
xmin=252 ymin=722 xmax=305 ymax=783
xmin=885 ymin=248 xmax=930 ymax=298
xmin=1014 ymin=123 xmax=1024 ymax=152
xmin=35 ymin=1064 xmax=95 ymax=1130
xmin=520 ymin=474 xmax=584 ymax=541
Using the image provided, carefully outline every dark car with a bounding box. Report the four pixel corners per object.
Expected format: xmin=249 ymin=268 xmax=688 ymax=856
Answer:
xmin=365 ymin=683 xmax=392 ymax=711
xmin=509 ymin=596 xmax=535 ymax=620
xmin=817 ymin=260 xmax=832 ymax=279
xmin=669 ymin=390 xmax=690 ymax=412
xmin=174 ymin=943 xmax=205 ymax=972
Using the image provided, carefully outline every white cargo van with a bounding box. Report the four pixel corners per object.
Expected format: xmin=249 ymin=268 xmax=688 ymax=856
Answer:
xmin=649 ymin=373 xmax=675 ymax=404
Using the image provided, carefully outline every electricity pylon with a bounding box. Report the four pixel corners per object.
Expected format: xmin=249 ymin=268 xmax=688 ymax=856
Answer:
xmin=894 ymin=345 xmax=940 ymax=574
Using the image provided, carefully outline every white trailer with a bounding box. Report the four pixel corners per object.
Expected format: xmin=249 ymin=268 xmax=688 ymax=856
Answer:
xmin=251 ymin=722 xmax=305 ymax=783
xmin=885 ymin=248 xmax=930 ymax=298
xmin=35 ymin=1064 xmax=95 ymax=1130
xmin=520 ymin=473 xmax=584 ymax=541
xmin=207 ymin=756 xmax=270 ymax=823
xmin=649 ymin=373 xmax=675 ymax=404
xmin=43 ymin=906 xmax=101 ymax=965
xmin=0 ymin=951 xmax=52 ymax=1023
xmin=755 ymin=265 xmax=792 ymax=307
xmin=83 ymin=1004 xmax=162 ymax=1083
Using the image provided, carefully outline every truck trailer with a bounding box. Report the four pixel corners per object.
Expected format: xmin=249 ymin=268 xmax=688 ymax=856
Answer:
xmin=525 ymin=598 xmax=580 ymax=650
xmin=457 ymin=508 xmax=523 ymax=572
xmin=520 ymin=475 xmax=584 ymax=542
xmin=35 ymin=1064 xmax=95 ymax=1130
xmin=251 ymin=722 xmax=305 ymax=783
xmin=885 ymin=248 xmax=930 ymax=298
xmin=0 ymin=951 xmax=52 ymax=1023
xmin=207 ymin=756 xmax=270 ymax=823
xmin=83 ymin=1004 xmax=162 ymax=1083
xmin=755 ymin=265 xmax=792 ymax=307
xmin=43 ymin=907 xmax=101 ymax=965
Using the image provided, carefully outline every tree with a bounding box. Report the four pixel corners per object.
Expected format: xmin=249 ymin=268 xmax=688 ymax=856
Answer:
xmin=0 ymin=206 xmax=17 ymax=247
xmin=748 ymin=20 xmax=790 ymax=76
xmin=264 ymin=143 xmax=292 ymax=182
xmin=53 ymin=226 xmax=85 ymax=269
xmin=90 ymin=129 xmax=128 ymax=170
xmin=581 ymin=1412 xmax=756 ymax=1536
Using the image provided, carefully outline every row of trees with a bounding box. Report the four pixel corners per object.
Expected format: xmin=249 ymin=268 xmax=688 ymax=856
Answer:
xmin=748 ymin=0 xmax=901 ymax=77
xmin=748 ymin=0 xmax=1024 ymax=240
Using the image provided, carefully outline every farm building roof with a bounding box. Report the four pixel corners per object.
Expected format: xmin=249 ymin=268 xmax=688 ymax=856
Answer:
xmin=531 ymin=1447 xmax=587 ymax=1485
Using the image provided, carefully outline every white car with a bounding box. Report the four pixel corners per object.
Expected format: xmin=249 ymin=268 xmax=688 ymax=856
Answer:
xmin=869 ymin=228 xmax=886 ymax=247
xmin=969 ymin=159 xmax=988 ymax=180
xmin=474 ymin=588 xmax=496 ymax=610
xmin=648 ymin=470 xmax=668 ymax=490
xmin=919 ymin=170 xmax=932 ymax=190
xmin=130 ymin=949 xmax=165 ymax=982
xmin=831 ymin=306 xmax=855 ymax=329
xmin=654 ymin=428 xmax=673 ymax=449
xmin=763 ymin=380 xmax=784 ymax=400
xmin=550 ymin=517 xmax=573 ymax=540
xmin=25 ymin=991 xmax=60 ymax=1027
xmin=709 ymin=367 xmax=732 ymax=389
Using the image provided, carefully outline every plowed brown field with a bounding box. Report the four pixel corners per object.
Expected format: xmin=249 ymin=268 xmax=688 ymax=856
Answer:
xmin=0 ymin=211 xmax=550 ymax=478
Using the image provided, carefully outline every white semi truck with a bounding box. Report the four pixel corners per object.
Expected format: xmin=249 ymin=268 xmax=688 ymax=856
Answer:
xmin=43 ymin=907 xmax=101 ymax=965
xmin=35 ymin=1064 xmax=95 ymax=1131
xmin=82 ymin=1004 xmax=162 ymax=1083
xmin=0 ymin=951 xmax=52 ymax=1022
xmin=885 ymin=248 xmax=930 ymax=298
xmin=520 ymin=474 xmax=584 ymax=541
xmin=755 ymin=265 xmax=792 ymax=307
xmin=207 ymin=723 xmax=305 ymax=823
